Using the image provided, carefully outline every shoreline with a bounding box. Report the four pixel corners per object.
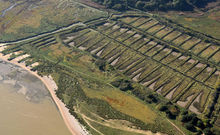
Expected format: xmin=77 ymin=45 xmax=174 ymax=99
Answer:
xmin=0 ymin=45 xmax=88 ymax=135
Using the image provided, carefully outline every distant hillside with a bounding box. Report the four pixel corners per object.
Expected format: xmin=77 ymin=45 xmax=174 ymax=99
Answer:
xmin=92 ymin=0 xmax=215 ymax=11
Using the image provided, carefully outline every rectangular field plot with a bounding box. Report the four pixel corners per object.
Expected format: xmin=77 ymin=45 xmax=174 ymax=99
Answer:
xmin=148 ymin=71 xmax=175 ymax=92
xmin=110 ymin=28 xmax=126 ymax=38
xmin=123 ymin=33 xmax=142 ymax=46
xmin=116 ymin=30 xmax=136 ymax=42
xmin=139 ymin=66 xmax=164 ymax=84
xmin=168 ymin=55 xmax=189 ymax=68
xmin=163 ymin=30 xmax=182 ymax=42
xmin=78 ymin=34 xmax=104 ymax=50
xmin=138 ymin=41 xmax=158 ymax=54
xmin=170 ymin=78 xmax=192 ymax=101
xmin=172 ymin=34 xmax=191 ymax=46
xmin=103 ymin=46 xmax=127 ymax=62
xmin=191 ymin=42 xmax=210 ymax=55
xmin=102 ymin=24 xmax=120 ymax=35
xmin=161 ymin=51 xmax=181 ymax=64
xmin=119 ymin=17 xmax=139 ymax=24
xmin=130 ymin=17 xmax=150 ymax=27
xmin=196 ymin=67 xmax=215 ymax=82
xmin=186 ymin=63 xmax=207 ymax=77
xmin=124 ymin=59 xmax=149 ymax=76
xmin=145 ymin=44 xmax=164 ymax=57
xmin=61 ymin=29 xmax=90 ymax=43
xmin=177 ymin=83 xmax=201 ymax=108
xmin=87 ymin=38 xmax=110 ymax=53
xmin=189 ymin=86 xmax=211 ymax=114
xmin=209 ymin=51 xmax=220 ymax=64
xmin=138 ymin=19 xmax=158 ymax=31
xmin=131 ymin=38 xmax=150 ymax=50
xmin=96 ymin=41 xmax=120 ymax=58
xmin=146 ymin=24 xmax=165 ymax=34
xmin=199 ymin=45 xmax=219 ymax=59
xmin=155 ymin=27 xmax=173 ymax=38
xmin=127 ymin=60 xmax=158 ymax=79
xmin=153 ymin=48 xmax=172 ymax=61
xmin=161 ymin=75 xmax=182 ymax=96
xmin=117 ymin=54 xmax=142 ymax=71
xmin=111 ymin=49 xmax=140 ymax=67
xmin=69 ymin=31 xmax=98 ymax=46
xmin=96 ymin=22 xmax=116 ymax=31
xmin=181 ymin=38 xmax=201 ymax=50
xmin=176 ymin=58 xmax=198 ymax=73
xmin=205 ymin=70 xmax=219 ymax=88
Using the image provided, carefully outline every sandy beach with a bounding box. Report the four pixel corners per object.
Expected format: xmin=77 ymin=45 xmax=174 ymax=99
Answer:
xmin=0 ymin=44 xmax=88 ymax=135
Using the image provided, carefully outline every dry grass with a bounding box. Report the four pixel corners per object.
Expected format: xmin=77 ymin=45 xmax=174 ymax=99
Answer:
xmin=163 ymin=31 xmax=181 ymax=41
xmin=181 ymin=38 xmax=200 ymax=50
xmin=155 ymin=27 xmax=172 ymax=38
xmin=138 ymin=20 xmax=158 ymax=30
xmin=131 ymin=17 xmax=148 ymax=27
xmin=147 ymin=24 xmax=164 ymax=33
xmin=200 ymin=45 xmax=219 ymax=58
xmin=210 ymin=51 xmax=220 ymax=63
xmin=83 ymin=86 xmax=157 ymax=124
xmin=120 ymin=17 xmax=139 ymax=24
xmin=191 ymin=42 xmax=210 ymax=54
xmin=172 ymin=34 xmax=191 ymax=45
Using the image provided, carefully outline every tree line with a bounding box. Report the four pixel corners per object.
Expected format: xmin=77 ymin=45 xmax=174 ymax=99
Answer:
xmin=92 ymin=0 xmax=214 ymax=11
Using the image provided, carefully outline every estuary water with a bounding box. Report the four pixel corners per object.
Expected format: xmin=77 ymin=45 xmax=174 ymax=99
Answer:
xmin=0 ymin=60 xmax=71 ymax=135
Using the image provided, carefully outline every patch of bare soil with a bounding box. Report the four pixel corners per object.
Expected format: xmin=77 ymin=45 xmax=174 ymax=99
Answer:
xmin=177 ymin=95 xmax=194 ymax=107
xmin=189 ymin=93 xmax=202 ymax=114
xmin=165 ymin=87 xmax=177 ymax=100
xmin=156 ymin=87 xmax=163 ymax=94
xmin=110 ymin=57 xmax=120 ymax=66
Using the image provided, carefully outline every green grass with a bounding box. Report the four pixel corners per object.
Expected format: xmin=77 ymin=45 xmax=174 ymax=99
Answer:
xmin=0 ymin=0 xmax=107 ymax=42
xmin=164 ymin=11 xmax=220 ymax=39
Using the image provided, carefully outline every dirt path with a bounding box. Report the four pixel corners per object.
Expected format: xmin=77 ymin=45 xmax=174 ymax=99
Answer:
xmin=76 ymin=106 xmax=163 ymax=135
xmin=83 ymin=117 xmax=105 ymax=135
xmin=167 ymin=119 xmax=185 ymax=135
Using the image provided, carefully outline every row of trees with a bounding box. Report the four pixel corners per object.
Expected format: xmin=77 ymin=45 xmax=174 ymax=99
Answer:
xmin=92 ymin=0 xmax=214 ymax=11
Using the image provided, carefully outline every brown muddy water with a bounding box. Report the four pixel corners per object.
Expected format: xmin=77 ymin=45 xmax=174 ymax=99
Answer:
xmin=0 ymin=60 xmax=71 ymax=135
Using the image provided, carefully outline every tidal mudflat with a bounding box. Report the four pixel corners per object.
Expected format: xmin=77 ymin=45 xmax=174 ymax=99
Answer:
xmin=0 ymin=59 xmax=71 ymax=135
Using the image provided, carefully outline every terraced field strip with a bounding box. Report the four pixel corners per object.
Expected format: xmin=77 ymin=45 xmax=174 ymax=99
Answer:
xmin=96 ymin=27 xmax=215 ymax=89
xmin=147 ymin=24 xmax=166 ymax=35
xmin=130 ymin=17 xmax=151 ymax=27
xmin=173 ymin=34 xmax=191 ymax=46
xmin=153 ymin=48 xmax=172 ymax=61
xmin=123 ymin=33 xmax=142 ymax=46
xmin=180 ymin=38 xmax=201 ymax=50
xmin=116 ymin=19 xmax=220 ymax=67
xmin=137 ymin=19 xmax=158 ymax=31
xmin=97 ymin=22 xmax=116 ymax=32
xmin=209 ymin=50 xmax=220 ymax=64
